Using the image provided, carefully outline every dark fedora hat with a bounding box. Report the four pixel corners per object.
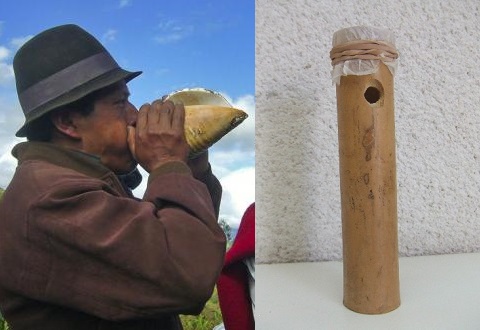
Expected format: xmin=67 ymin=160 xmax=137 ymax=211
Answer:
xmin=14 ymin=24 xmax=142 ymax=137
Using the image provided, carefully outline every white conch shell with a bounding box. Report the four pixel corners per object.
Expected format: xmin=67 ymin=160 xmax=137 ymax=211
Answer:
xmin=165 ymin=88 xmax=248 ymax=156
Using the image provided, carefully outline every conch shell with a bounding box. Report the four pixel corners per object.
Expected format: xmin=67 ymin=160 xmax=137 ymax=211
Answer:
xmin=165 ymin=88 xmax=248 ymax=156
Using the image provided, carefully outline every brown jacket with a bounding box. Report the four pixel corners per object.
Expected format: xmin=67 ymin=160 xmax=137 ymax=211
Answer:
xmin=0 ymin=142 xmax=226 ymax=330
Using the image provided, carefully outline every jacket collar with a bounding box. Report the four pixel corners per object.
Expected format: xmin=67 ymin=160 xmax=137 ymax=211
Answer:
xmin=12 ymin=142 xmax=143 ymax=193
xmin=13 ymin=141 xmax=112 ymax=179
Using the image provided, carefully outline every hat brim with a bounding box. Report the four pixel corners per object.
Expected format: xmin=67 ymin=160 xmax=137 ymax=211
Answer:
xmin=16 ymin=68 xmax=142 ymax=137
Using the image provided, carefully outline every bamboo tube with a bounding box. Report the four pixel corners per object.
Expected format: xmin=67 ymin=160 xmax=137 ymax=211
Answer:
xmin=332 ymin=26 xmax=400 ymax=314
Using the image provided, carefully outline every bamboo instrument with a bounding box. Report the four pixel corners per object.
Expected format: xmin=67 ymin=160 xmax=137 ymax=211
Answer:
xmin=331 ymin=26 xmax=400 ymax=314
xmin=165 ymin=88 xmax=248 ymax=156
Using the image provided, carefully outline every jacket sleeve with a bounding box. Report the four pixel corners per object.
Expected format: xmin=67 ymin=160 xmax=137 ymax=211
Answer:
xmin=19 ymin=161 xmax=226 ymax=321
xmin=191 ymin=163 xmax=222 ymax=219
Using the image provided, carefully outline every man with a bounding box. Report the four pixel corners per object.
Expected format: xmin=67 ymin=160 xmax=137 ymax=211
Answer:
xmin=0 ymin=24 xmax=226 ymax=330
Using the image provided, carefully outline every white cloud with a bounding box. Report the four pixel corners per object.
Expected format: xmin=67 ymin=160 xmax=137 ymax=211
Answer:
xmin=0 ymin=46 xmax=9 ymax=60
xmin=217 ymin=166 xmax=255 ymax=228
xmin=0 ymin=99 xmax=25 ymax=189
xmin=209 ymin=148 xmax=254 ymax=178
xmin=215 ymin=93 xmax=255 ymax=153
xmin=0 ymin=62 xmax=14 ymax=85
xmin=0 ymin=46 xmax=13 ymax=85
xmin=0 ymin=140 xmax=23 ymax=188
xmin=119 ymin=0 xmax=131 ymax=8
xmin=102 ymin=29 xmax=117 ymax=42
xmin=0 ymin=100 xmax=24 ymax=128
xmin=0 ymin=35 xmax=33 ymax=86
xmin=10 ymin=35 xmax=33 ymax=49
xmin=154 ymin=20 xmax=194 ymax=44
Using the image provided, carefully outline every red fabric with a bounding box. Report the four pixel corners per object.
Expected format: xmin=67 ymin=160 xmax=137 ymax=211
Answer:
xmin=217 ymin=203 xmax=255 ymax=330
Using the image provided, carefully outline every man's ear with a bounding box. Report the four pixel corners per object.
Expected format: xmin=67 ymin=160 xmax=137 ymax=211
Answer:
xmin=50 ymin=110 xmax=81 ymax=139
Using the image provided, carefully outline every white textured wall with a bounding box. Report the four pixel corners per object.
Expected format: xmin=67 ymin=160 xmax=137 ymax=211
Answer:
xmin=256 ymin=0 xmax=480 ymax=263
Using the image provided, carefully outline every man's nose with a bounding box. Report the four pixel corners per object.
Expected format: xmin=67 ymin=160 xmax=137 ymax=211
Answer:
xmin=126 ymin=102 xmax=138 ymax=126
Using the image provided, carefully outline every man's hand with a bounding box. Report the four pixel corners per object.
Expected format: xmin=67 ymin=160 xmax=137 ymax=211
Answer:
xmin=127 ymin=100 xmax=190 ymax=173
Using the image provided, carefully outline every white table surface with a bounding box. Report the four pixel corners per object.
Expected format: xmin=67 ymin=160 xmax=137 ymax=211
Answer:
xmin=257 ymin=253 xmax=480 ymax=329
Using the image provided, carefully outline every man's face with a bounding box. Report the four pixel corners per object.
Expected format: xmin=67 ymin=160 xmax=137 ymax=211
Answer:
xmin=75 ymin=81 xmax=138 ymax=174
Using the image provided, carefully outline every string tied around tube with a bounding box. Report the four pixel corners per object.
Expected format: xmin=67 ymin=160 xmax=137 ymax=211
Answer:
xmin=330 ymin=40 xmax=399 ymax=66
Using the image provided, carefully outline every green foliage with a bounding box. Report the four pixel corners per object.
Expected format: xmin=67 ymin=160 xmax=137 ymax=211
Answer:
xmin=218 ymin=217 xmax=232 ymax=243
xmin=180 ymin=287 xmax=223 ymax=330
xmin=0 ymin=316 xmax=9 ymax=330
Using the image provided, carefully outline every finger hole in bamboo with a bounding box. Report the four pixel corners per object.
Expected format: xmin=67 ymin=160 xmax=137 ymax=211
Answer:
xmin=364 ymin=80 xmax=384 ymax=107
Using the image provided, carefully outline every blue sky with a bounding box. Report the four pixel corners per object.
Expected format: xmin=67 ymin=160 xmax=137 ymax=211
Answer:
xmin=0 ymin=0 xmax=254 ymax=227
